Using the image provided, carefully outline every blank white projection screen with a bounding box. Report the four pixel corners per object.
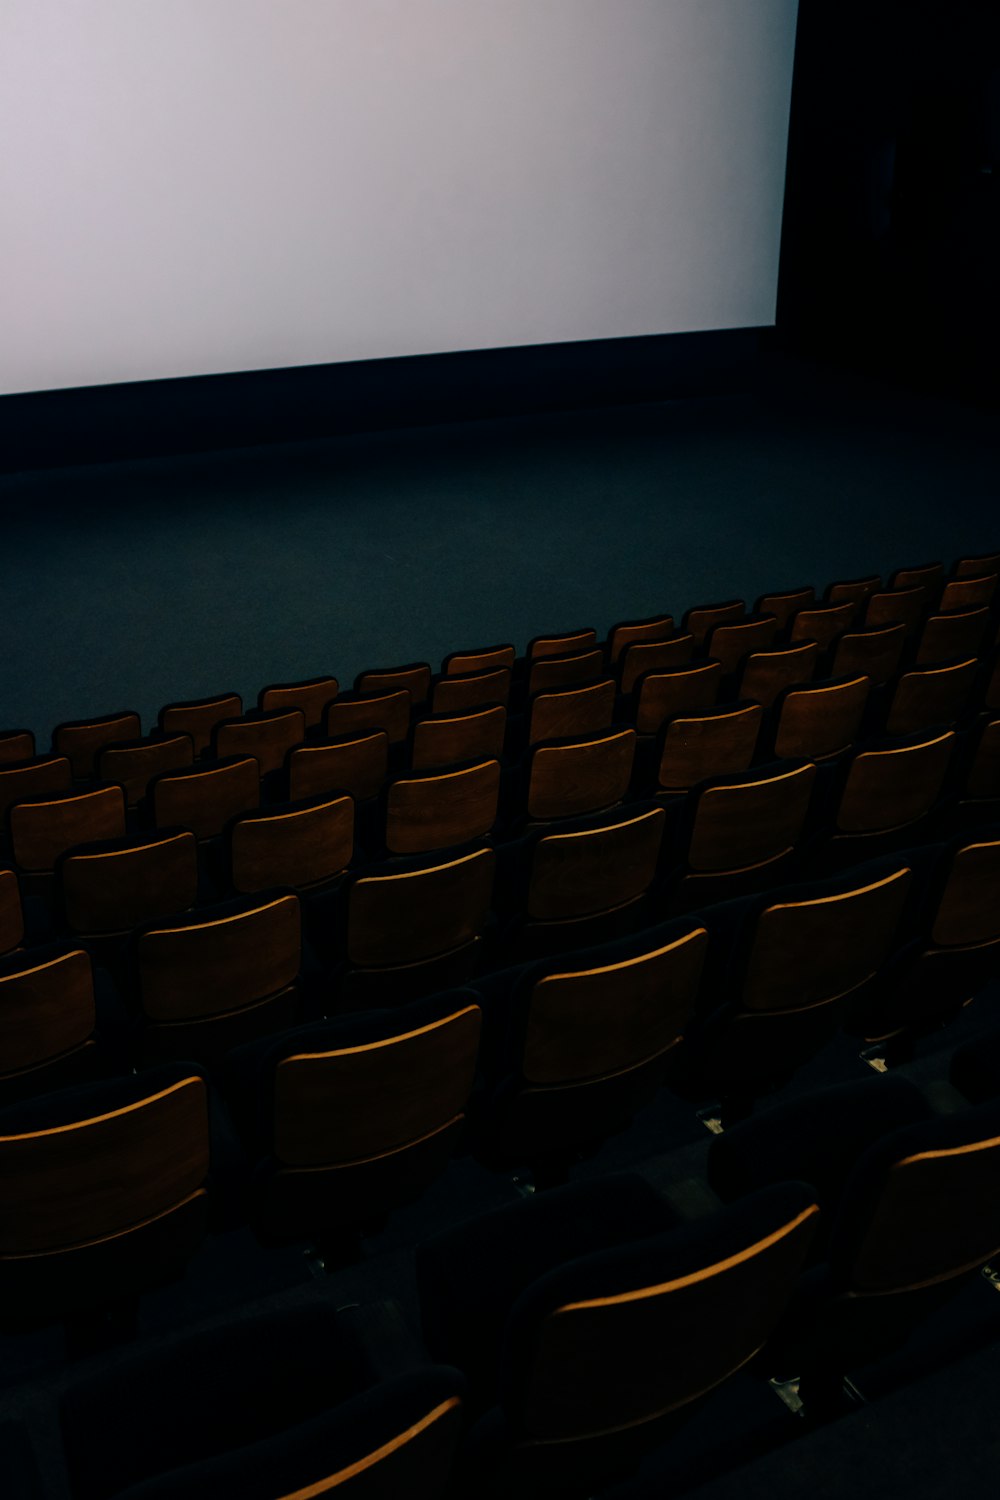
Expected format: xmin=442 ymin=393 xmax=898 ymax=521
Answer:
xmin=1 ymin=0 xmax=799 ymax=395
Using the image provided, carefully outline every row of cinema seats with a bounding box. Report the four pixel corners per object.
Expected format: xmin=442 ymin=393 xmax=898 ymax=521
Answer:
xmin=1 ymin=823 xmax=998 ymax=1337
xmin=5 ymin=1036 xmax=1000 ymax=1499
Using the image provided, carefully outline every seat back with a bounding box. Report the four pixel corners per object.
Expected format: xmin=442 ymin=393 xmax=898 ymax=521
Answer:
xmin=864 ymin=586 xmax=928 ymax=639
xmin=824 ymin=575 xmax=880 ymax=619
xmin=953 ymin=550 xmax=1000 ymax=578
xmin=431 ymin=667 xmax=512 ymax=713
xmin=505 ymin=1185 xmax=818 ymax=1441
xmin=214 ymin=709 xmax=306 ymax=777
xmin=0 ymin=949 xmax=96 ymax=1086
xmin=60 ymin=831 xmax=199 ymax=935
xmin=527 ymin=649 xmax=604 ymax=697
xmin=53 ymin=712 xmax=141 ymax=780
xmin=681 ymin=600 xmax=744 ymax=649
xmin=836 ymin=732 xmax=955 ymax=835
xmin=97 ymin=734 xmax=194 ymax=808
xmin=931 ymin=838 xmax=1000 ymax=947
xmin=527 ymin=807 xmax=666 ymax=922
xmin=634 ymin=661 xmax=721 ymax=735
xmin=411 ymin=706 xmax=506 ymax=771
xmin=527 ymin=730 xmax=635 ymax=821
xmin=686 ymin=762 xmax=816 ymax=875
xmin=443 ymin=643 xmax=516 ymax=675
xmin=137 ymin=893 xmax=301 ymax=1021
xmin=0 ymin=869 xmax=25 ymax=956
xmin=619 ymin=634 xmax=696 ymax=695
xmin=273 ymin=1003 xmax=482 ymax=1167
xmin=738 ymin=640 xmax=818 ymax=708
xmin=743 ymin=866 xmax=912 ymax=1012
xmin=789 ymin=602 xmax=853 ymax=649
xmin=522 ymin=928 xmax=708 ymax=1084
xmin=527 ymin=679 xmax=615 ymax=747
xmin=915 ymin=606 xmax=990 ymax=666
xmin=704 ymin=615 xmax=778 ymax=676
xmin=755 ymin=586 xmax=815 ymax=631
xmin=230 ymin=795 xmax=354 ymax=893
xmin=0 ymin=756 xmax=72 ymax=822
xmin=356 ymin=662 xmax=432 ymax=708
xmin=258 ymin=675 xmax=339 ymax=728
xmin=939 ymin=573 xmax=997 ymax=612
xmin=287 ymin=730 xmax=388 ymax=803
xmin=889 ymin=561 xmax=944 ymax=595
xmin=773 ymin=675 xmax=870 ymax=761
xmin=325 ymin=689 xmax=412 ymax=745
xmin=527 ymin=629 xmax=598 ymax=661
xmin=348 ymin=846 xmax=495 ymax=967
xmin=829 ymin=623 xmax=907 ymax=685
xmin=656 ymin=703 xmax=762 ymax=792
xmin=607 ymin=615 xmax=674 ymax=666
xmin=152 ymin=756 xmax=260 ymax=840
xmin=10 ymin=786 xmax=127 ymax=873
xmin=0 ymin=731 xmax=35 ymax=765
xmin=385 ymin=760 xmax=501 ymax=854
xmin=963 ymin=716 xmax=1000 ymax=802
xmin=159 ymin=692 xmax=242 ymax=756
xmin=885 ymin=658 xmax=977 ymax=736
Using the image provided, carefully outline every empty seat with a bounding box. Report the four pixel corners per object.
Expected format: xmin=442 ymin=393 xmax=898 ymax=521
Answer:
xmin=704 ymin=614 xmax=779 ymax=676
xmin=0 ymin=1064 xmax=211 ymax=1326
xmin=97 ymin=733 xmax=193 ymax=808
xmin=0 ymin=947 xmax=101 ymax=1105
xmin=229 ymin=794 xmax=354 ymax=894
xmin=618 ymin=633 xmax=696 ymax=695
xmin=159 ymin=692 xmax=242 ymax=757
xmin=915 ymin=606 xmax=990 ymax=665
xmin=681 ymin=599 xmax=745 ymax=649
xmin=888 ymin=561 xmax=943 ymax=595
xmin=411 ymin=705 xmax=507 ymax=771
xmin=606 ymin=614 xmax=674 ymax=666
xmin=526 ymin=649 xmax=604 ymax=697
xmin=213 ymin=709 xmax=306 ymax=778
xmin=633 ymin=660 xmax=721 ymax=736
xmin=962 ymin=714 xmax=1000 ymax=806
xmin=526 ymin=729 xmax=635 ymax=822
xmin=526 ymin=679 xmax=615 ymax=748
xmin=0 ymin=730 xmax=35 ymax=766
xmin=9 ymin=785 xmax=127 ymax=876
xmin=864 ymin=586 xmax=928 ymax=638
xmin=135 ymin=892 xmax=301 ymax=1062
xmin=60 ymin=1304 xmax=465 ymax=1500
xmin=53 ymin=711 xmax=141 ymax=781
xmin=829 ymin=621 xmax=907 ymax=685
xmin=286 ymin=730 xmax=388 ymax=802
xmin=0 ymin=868 xmax=25 ymax=957
xmin=151 ymin=756 xmax=260 ymax=841
xmin=232 ymin=993 xmax=482 ymax=1242
xmin=754 ymin=586 xmax=815 ymax=632
xmin=385 ymin=760 xmax=501 ymax=855
xmin=417 ymin=1177 xmax=818 ymax=1497
xmin=527 ymin=628 xmax=598 ymax=661
xmin=258 ymin=675 xmax=338 ymax=729
xmin=953 ymin=549 xmax=1000 ymax=578
xmin=325 ymin=688 xmax=412 ymax=745
xmin=443 ymin=643 xmax=516 ymax=675
xmin=938 ymin=572 xmax=998 ymax=612
xmin=523 ymin=805 xmax=666 ymax=939
xmin=430 ymin=667 xmax=512 ymax=713
xmin=0 ymin=755 xmax=72 ymax=823
xmin=738 ymin=640 xmax=819 ymax=708
xmin=356 ymin=662 xmax=432 ymax=708
xmin=884 ymin=658 xmax=978 ymax=736
xmin=682 ymin=761 xmax=817 ymax=886
xmin=824 ymin=575 xmax=880 ymax=618
xmin=59 ymin=829 xmax=199 ymax=937
xmin=654 ymin=703 xmax=762 ymax=793
xmin=479 ymin=928 xmax=707 ymax=1167
xmin=832 ymin=730 xmax=955 ymax=842
xmin=345 ymin=845 xmax=495 ymax=1003
xmin=772 ymin=675 xmax=870 ymax=762
xmin=789 ymin=601 xmax=854 ymax=650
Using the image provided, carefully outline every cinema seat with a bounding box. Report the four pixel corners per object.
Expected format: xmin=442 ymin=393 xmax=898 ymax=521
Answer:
xmin=343 ymin=845 xmax=495 ymax=1004
xmin=97 ymin=733 xmax=194 ymax=808
xmin=737 ymin=639 xmax=819 ymax=708
xmin=953 ymin=549 xmax=1000 ymax=578
xmin=0 ymin=867 xmax=25 ymax=956
xmin=132 ymin=891 xmax=302 ymax=1063
xmin=476 ymin=926 xmax=707 ymax=1173
xmin=888 ymin=560 xmax=944 ymax=596
xmin=828 ymin=621 xmax=907 ymax=685
xmin=824 ymin=574 xmax=880 ymax=619
xmin=653 ymin=703 xmax=762 ymax=794
xmin=960 ymin=714 xmax=1000 ymax=813
xmin=212 ymin=708 xmax=306 ymax=778
xmin=53 ymin=711 xmax=141 ymax=781
xmin=703 ymin=613 xmax=778 ymax=676
xmin=525 ymin=728 xmax=635 ymax=823
xmin=915 ymin=606 xmax=990 ymax=665
xmin=325 ymin=687 xmax=412 ymax=746
xmin=58 ymin=829 xmax=199 ymax=939
xmin=618 ymin=634 xmax=696 ymax=695
xmin=676 ymin=761 xmax=817 ymax=896
xmin=411 ymin=705 xmax=507 ymax=771
xmin=827 ymin=730 xmax=955 ymax=853
xmin=158 ymin=691 xmax=242 ymax=757
xmin=443 ymin=643 xmax=516 ymax=675
xmin=681 ymin=598 xmax=744 ymax=649
xmin=789 ymin=601 xmax=854 ymax=650
xmin=258 ymin=674 xmax=339 ymax=729
xmin=0 ymin=1064 xmax=212 ymax=1328
xmin=526 ymin=648 xmax=604 ymax=697
xmin=770 ymin=675 xmax=870 ymax=762
xmin=356 ymin=661 xmax=433 ymax=708
xmin=632 ymin=660 xmax=721 ymax=735
xmin=384 ymin=759 xmax=501 ymax=855
xmin=883 ymin=657 xmax=978 ymax=736
xmin=0 ymin=755 xmax=72 ymax=824
xmin=59 ymin=1303 xmax=465 ymax=1500
xmin=0 ymin=947 xmax=102 ymax=1106
xmin=524 ymin=679 xmax=615 ymax=748
xmin=938 ymin=571 xmax=997 ymax=612
xmin=754 ymin=585 xmax=815 ymax=631
xmin=227 ymin=993 xmax=481 ymax=1246
xmin=417 ymin=1177 xmax=818 ymax=1498
xmin=286 ymin=730 xmax=388 ymax=803
xmin=0 ymin=730 xmax=36 ymax=765
xmin=606 ymin=613 xmax=674 ymax=666
xmin=9 ymin=785 xmax=127 ymax=883
xmin=526 ymin=628 xmax=598 ymax=661
xmin=863 ymin=585 xmax=927 ymax=639
xmin=228 ymin=794 xmax=354 ymax=894
xmin=151 ymin=756 xmax=260 ymax=841
xmin=430 ymin=666 xmax=512 ymax=713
